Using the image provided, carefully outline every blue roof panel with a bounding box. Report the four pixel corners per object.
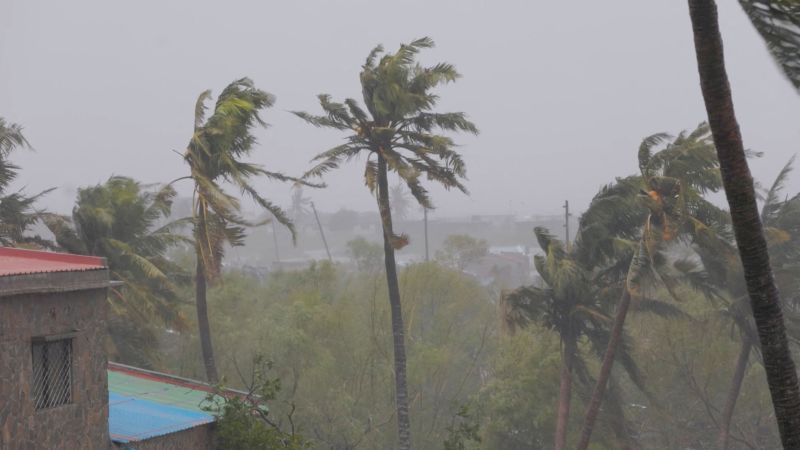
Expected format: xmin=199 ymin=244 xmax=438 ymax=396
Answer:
xmin=108 ymin=392 xmax=214 ymax=443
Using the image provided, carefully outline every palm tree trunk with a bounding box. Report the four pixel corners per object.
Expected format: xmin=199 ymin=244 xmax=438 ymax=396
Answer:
xmin=376 ymin=154 xmax=412 ymax=450
xmin=576 ymin=288 xmax=632 ymax=450
xmin=195 ymin=256 xmax=218 ymax=383
xmin=718 ymin=338 xmax=752 ymax=450
xmin=688 ymin=1 xmax=800 ymax=447
xmin=606 ymin=379 xmax=635 ymax=450
xmin=555 ymin=334 xmax=576 ymax=450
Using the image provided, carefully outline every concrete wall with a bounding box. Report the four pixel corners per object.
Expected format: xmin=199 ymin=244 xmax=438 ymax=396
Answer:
xmin=0 ymin=287 xmax=110 ymax=450
xmin=112 ymin=424 xmax=215 ymax=450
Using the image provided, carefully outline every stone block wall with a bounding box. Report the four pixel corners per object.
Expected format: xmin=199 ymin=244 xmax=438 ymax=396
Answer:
xmin=0 ymin=287 xmax=110 ymax=450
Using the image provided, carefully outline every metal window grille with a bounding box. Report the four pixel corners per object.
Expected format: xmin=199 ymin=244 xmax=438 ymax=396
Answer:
xmin=31 ymin=339 xmax=72 ymax=409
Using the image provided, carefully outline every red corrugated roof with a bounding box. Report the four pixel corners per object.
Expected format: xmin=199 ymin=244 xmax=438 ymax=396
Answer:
xmin=0 ymin=247 xmax=106 ymax=277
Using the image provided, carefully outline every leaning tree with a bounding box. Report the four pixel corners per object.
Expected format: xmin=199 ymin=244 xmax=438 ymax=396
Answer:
xmin=179 ymin=78 xmax=310 ymax=382
xmin=687 ymin=1 xmax=800 ymax=446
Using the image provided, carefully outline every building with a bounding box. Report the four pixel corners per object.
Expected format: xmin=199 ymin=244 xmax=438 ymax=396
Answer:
xmin=0 ymin=247 xmax=111 ymax=449
xmin=0 ymin=247 xmax=222 ymax=450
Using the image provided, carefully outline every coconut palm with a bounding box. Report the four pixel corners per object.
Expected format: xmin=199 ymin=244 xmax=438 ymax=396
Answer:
xmin=43 ymin=176 xmax=189 ymax=366
xmin=0 ymin=118 xmax=52 ymax=247
xmin=687 ymin=1 xmax=800 ymax=446
xmin=738 ymin=0 xmax=800 ymax=92
xmin=577 ymin=124 xmax=731 ymax=449
xmin=504 ymin=227 xmax=677 ymax=450
xmin=179 ymin=78 xmax=310 ymax=382
xmin=683 ymin=157 xmax=800 ymax=449
xmin=293 ymin=37 xmax=478 ymax=450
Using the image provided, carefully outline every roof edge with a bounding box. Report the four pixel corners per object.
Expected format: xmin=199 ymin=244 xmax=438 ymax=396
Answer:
xmin=108 ymin=362 xmax=249 ymax=397
xmin=0 ymin=269 xmax=111 ymax=297
xmin=0 ymin=247 xmax=106 ymax=266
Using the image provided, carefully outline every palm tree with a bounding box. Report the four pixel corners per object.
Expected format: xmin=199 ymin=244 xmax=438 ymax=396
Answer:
xmin=293 ymin=37 xmax=478 ymax=450
xmin=687 ymin=1 xmax=800 ymax=446
xmin=577 ymin=125 xmax=730 ymax=449
xmin=683 ymin=157 xmax=800 ymax=449
xmin=43 ymin=176 xmax=189 ymax=366
xmin=0 ymin=118 xmax=52 ymax=247
xmin=179 ymin=78 xmax=308 ymax=383
xmin=738 ymin=0 xmax=800 ymax=93
xmin=504 ymin=227 xmax=674 ymax=450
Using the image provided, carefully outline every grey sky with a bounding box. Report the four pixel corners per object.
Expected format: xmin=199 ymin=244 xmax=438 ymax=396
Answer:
xmin=1 ymin=0 xmax=798 ymax=219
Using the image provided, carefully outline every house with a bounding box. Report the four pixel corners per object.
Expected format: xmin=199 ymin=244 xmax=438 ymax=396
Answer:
xmin=0 ymin=247 xmax=222 ymax=450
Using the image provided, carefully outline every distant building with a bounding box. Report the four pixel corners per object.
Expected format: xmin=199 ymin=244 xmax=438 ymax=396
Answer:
xmin=465 ymin=246 xmax=535 ymax=289
xmin=0 ymin=247 xmax=225 ymax=450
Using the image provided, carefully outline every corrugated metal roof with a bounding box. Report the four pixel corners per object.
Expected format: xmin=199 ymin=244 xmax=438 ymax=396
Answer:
xmin=108 ymin=392 xmax=213 ymax=443
xmin=0 ymin=247 xmax=106 ymax=277
xmin=107 ymin=363 xmax=218 ymax=443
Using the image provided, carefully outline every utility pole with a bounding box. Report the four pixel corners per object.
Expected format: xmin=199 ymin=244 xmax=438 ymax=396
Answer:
xmin=310 ymin=201 xmax=333 ymax=262
xmin=564 ymin=200 xmax=572 ymax=251
xmin=423 ymin=207 xmax=430 ymax=262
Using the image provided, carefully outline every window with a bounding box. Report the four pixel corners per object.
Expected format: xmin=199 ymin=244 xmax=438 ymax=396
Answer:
xmin=31 ymin=338 xmax=72 ymax=409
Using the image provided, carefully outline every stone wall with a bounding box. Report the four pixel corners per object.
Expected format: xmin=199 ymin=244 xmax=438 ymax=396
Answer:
xmin=111 ymin=424 xmax=216 ymax=450
xmin=0 ymin=287 xmax=110 ymax=450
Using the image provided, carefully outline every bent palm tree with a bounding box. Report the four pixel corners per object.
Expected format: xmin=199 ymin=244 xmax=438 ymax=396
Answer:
xmin=505 ymin=227 xmax=676 ymax=450
xmin=294 ymin=37 xmax=478 ymax=450
xmin=577 ymin=125 xmax=729 ymax=449
xmin=180 ymin=78 xmax=308 ymax=382
xmin=687 ymin=1 xmax=800 ymax=446
xmin=43 ymin=176 xmax=189 ymax=366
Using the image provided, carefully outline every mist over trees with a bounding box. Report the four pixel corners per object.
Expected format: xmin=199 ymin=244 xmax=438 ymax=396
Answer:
xmin=3 ymin=3 xmax=800 ymax=448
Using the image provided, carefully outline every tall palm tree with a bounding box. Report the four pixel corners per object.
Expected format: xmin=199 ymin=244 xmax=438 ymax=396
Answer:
xmin=577 ymin=125 xmax=730 ymax=450
xmin=43 ymin=176 xmax=189 ymax=366
xmin=293 ymin=37 xmax=478 ymax=450
xmin=0 ymin=118 xmax=52 ymax=247
xmin=687 ymin=1 xmax=800 ymax=446
xmin=504 ymin=228 xmax=675 ymax=450
xmin=180 ymin=78 xmax=308 ymax=382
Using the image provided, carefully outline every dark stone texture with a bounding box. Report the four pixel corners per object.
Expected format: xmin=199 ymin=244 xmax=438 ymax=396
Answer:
xmin=0 ymin=286 xmax=110 ymax=450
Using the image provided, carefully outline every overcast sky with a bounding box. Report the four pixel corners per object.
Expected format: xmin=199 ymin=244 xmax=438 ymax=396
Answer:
xmin=2 ymin=0 xmax=798 ymax=219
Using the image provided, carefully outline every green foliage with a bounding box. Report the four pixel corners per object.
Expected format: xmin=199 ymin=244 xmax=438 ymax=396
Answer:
xmin=43 ymin=176 xmax=189 ymax=366
xmin=202 ymin=356 xmax=307 ymax=450
xmin=165 ymin=261 xmax=495 ymax=449
xmin=346 ymin=236 xmax=383 ymax=272
xmin=294 ymin=37 xmax=478 ymax=246
xmin=0 ymin=117 xmax=52 ymax=247
xmin=739 ymin=0 xmax=800 ymax=92
xmin=184 ymin=78 xmax=309 ymax=279
xmin=435 ymin=234 xmax=489 ymax=270
xmin=442 ymin=406 xmax=481 ymax=450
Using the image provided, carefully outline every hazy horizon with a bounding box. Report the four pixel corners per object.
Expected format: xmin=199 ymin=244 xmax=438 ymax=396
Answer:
xmin=2 ymin=0 xmax=799 ymax=219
